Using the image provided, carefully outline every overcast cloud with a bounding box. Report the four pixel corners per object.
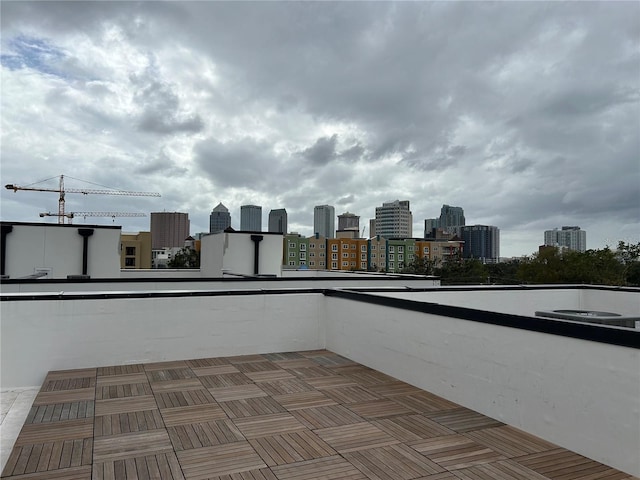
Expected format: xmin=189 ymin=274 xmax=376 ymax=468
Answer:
xmin=1 ymin=1 xmax=638 ymax=257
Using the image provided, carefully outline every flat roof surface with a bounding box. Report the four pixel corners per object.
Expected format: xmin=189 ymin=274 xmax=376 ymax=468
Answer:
xmin=2 ymin=350 xmax=636 ymax=480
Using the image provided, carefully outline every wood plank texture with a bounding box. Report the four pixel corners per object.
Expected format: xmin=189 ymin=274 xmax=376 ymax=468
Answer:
xmin=3 ymin=350 xmax=635 ymax=480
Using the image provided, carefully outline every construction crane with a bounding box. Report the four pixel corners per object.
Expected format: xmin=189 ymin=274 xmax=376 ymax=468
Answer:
xmin=39 ymin=211 xmax=147 ymax=224
xmin=5 ymin=175 xmax=161 ymax=224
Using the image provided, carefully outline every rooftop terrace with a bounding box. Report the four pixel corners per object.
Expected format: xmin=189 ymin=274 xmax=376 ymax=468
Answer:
xmin=3 ymin=350 xmax=637 ymax=480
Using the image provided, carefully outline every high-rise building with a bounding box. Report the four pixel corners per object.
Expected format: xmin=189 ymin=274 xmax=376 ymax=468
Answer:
xmin=268 ymin=208 xmax=288 ymax=234
xmin=424 ymin=204 xmax=465 ymax=237
xmin=375 ymin=200 xmax=412 ymax=238
xmin=150 ymin=212 xmax=190 ymax=249
xmin=240 ymin=205 xmax=262 ymax=231
xmin=544 ymin=226 xmax=586 ymax=252
xmin=460 ymin=225 xmax=500 ymax=263
xmin=338 ymin=212 xmax=360 ymax=232
xmin=369 ymin=219 xmax=376 ymax=238
xmin=209 ymin=203 xmax=231 ymax=233
xmin=314 ymin=205 xmax=335 ymax=238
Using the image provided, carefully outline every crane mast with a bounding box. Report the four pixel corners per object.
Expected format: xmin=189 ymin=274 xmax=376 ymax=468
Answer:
xmin=5 ymin=174 xmax=161 ymax=223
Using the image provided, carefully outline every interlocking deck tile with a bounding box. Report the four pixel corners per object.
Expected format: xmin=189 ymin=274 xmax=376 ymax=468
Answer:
xmin=336 ymin=367 xmax=397 ymax=386
xmin=226 ymin=355 xmax=269 ymax=364
xmin=3 ymin=438 xmax=93 ymax=477
xmin=392 ymin=392 xmax=460 ymax=413
xmin=345 ymin=398 xmax=414 ymax=419
xmin=93 ymin=429 xmax=173 ymax=462
xmin=308 ymin=353 xmax=357 ymax=368
xmin=256 ymin=379 xmax=314 ymax=396
xmin=146 ymin=368 xmax=197 ymax=383
xmin=302 ymin=375 xmax=357 ymax=390
xmin=42 ymin=369 xmax=97 ymax=381
xmin=322 ymin=385 xmax=381 ymax=404
xmin=262 ymin=352 xmax=304 ymax=361
xmin=516 ymin=448 xmax=634 ymax=480
xmin=425 ymin=407 xmax=504 ymax=433
xmin=96 ymin=372 xmax=149 ymax=387
xmin=40 ymin=375 xmax=96 ymax=392
xmin=14 ymin=418 xmax=93 ymax=446
xmin=315 ymin=422 xmax=399 ymax=453
xmin=144 ymin=361 xmax=190 ymax=371
xmin=409 ymin=434 xmax=506 ymax=470
xmin=344 ymin=443 xmax=446 ymax=479
xmin=148 ymin=378 xmax=205 ymax=392
xmin=160 ymin=404 xmax=228 ymax=427
xmin=186 ymin=357 xmax=231 ymax=368
xmin=154 ymin=389 xmax=216 ymax=409
xmin=199 ymin=373 xmax=254 ymax=388
xmin=235 ymin=362 xmax=280 ymax=374
xmin=176 ymin=441 xmax=266 ymax=480
xmin=96 ymin=382 xmax=153 ymax=399
xmin=191 ymin=365 xmax=240 ymax=377
xmin=367 ymin=381 xmax=423 ymax=397
xmin=248 ymin=429 xmax=336 ymax=466
xmin=220 ymin=397 xmax=287 ymax=419
xmin=207 ymin=467 xmax=278 ymax=480
xmin=1 ymin=465 xmax=92 ymax=480
xmin=97 ymin=364 xmax=144 ymax=376
xmin=232 ymin=413 xmax=307 ymax=439
xmin=209 ymin=384 xmax=269 ymax=402
xmin=453 ymin=459 xmax=550 ymax=479
xmin=26 ymin=400 xmax=94 ymax=424
xmin=272 ymin=391 xmax=336 ymax=411
xmin=270 ymin=455 xmax=368 ymax=480
xmin=286 ymin=366 xmax=335 ymax=378
xmin=94 ymin=395 xmax=158 ymax=416
xmin=32 ymin=389 xmax=95 ymax=407
xmin=372 ymin=414 xmax=456 ymax=442
xmin=464 ymin=425 xmax=558 ymax=457
xmin=271 ymin=358 xmax=318 ymax=369
xmin=244 ymin=370 xmax=296 ymax=382
xmin=94 ymin=409 xmax=165 ymax=436
xmin=167 ymin=419 xmax=245 ymax=450
xmin=291 ymin=404 xmax=364 ymax=429
xmin=92 ymin=452 xmax=184 ymax=480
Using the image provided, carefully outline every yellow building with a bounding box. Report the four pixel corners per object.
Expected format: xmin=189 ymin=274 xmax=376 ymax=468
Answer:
xmin=120 ymin=232 xmax=152 ymax=269
xmin=415 ymin=239 xmax=463 ymax=266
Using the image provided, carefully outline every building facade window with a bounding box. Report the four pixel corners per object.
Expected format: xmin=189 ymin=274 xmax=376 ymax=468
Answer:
xmin=289 ymin=252 xmax=296 ymax=257
xmin=361 ymin=245 xmax=367 ymax=252
xmin=320 ymin=252 xmax=325 ymax=257
xmin=360 ymin=262 xmax=366 ymax=269
xmin=389 ymin=246 xmax=395 ymax=253
xmin=125 ymin=246 xmax=136 ymax=256
xmin=398 ymin=246 xmax=404 ymax=253
xmin=331 ymin=244 xmax=338 ymax=252
xmin=125 ymin=258 xmax=135 ymax=267
xmin=300 ymin=252 xmax=306 ymax=260
xmin=342 ymin=252 xmax=348 ymax=258
xmin=300 ymin=244 xmax=306 ymax=251
xmin=289 ymin=243 xmax=295 ymax=248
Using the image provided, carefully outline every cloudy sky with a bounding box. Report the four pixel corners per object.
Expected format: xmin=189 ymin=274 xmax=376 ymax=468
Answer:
xmin=1 ymin=1 xmax=638 ymax=257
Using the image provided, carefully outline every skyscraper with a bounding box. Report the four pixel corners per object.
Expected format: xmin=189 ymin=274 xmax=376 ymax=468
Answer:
xmin=150 ymin=212 xmax=190 ymax=249
xmin=268 ymin=208 xmax=288 ymax=234
xmin=375 ymin=200 xmax=412 ymax=238
xmin=424 ymin=204 xmax=465 ymax=237
xmin=460 ymin=225 xmax=500 ymax=263
xmin=544 ymin=226 xmax=586 ymax=252
xmin=209 ymin=203 xmax=231 ymax=233
xmin=240 ymin=205 xmax=262 ymax=231
xmin=314 ymin=205 xmax=335 ymax=238
xmin=337 ymin=212 xmax=360 ymax=232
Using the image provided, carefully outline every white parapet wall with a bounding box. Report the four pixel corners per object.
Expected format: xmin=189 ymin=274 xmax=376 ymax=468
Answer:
xmin=0 ymin=293 xmax=325 ymax=388
xmin=324 ymin=293 xmax=640 ymax=477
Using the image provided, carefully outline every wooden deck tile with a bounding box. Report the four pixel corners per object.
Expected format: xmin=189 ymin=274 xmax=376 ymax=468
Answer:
xmin=154 ymin=389 xmax=215 ymax=408
xmin=464 ymin=425 xmax=558 ymax=457
xmin=345 ymin=398 xmax=414 ymax=419
xmin=186 ymin=357 xmax=231 ymax=368
xmin=32 ymin=388 xmax=95 ymax=406
xmin=256 ymin=379 xmax=314 ymax=396
xmin=146 ymin=368 xmax=197 ymax=383
xmin=322 ymin=385 xmax=381 ymax=404
xmin=206 ymin=468 xmax=278 ymax=480
xmin=43 ymin=369 xmax=97 ymax=381
xmin=92 ymin=452 xmax=185 ymax=480
xmin=392 ymin=392 xmax=460 ymax=413
xmin=235 ymin=362 xmax=280 ymax=374
xmin=176 ymin=442 xmax=266 ymax=479
xmin=298 ymin=349 xmax=332 ymax=357
xmin=291 ymin=404 xmax=364 ymax=429
xmin=96 ymin=382 xmax=153 ymax=399
xmin=249 ymin=429 xmax=336 ymax=466
xmin=220 ymin=397 xmax=287 ymax=419
xmin=232 ymin=413 xmax=307 ymax=439
xmin=302 ymin=375 xmax=357 ymax=390
xmin=271 ymin=358 xmax=317 ymax=369
xmin=367 ymin=381 xmax=423 ymax=397
xmin=453 ymin=459 xmax=550 ymax=479
xmin=372 ymin=414 xmax=456 ymax=442
xmin=3 ymin=438 xmax=93 ymax=477
xmin=97 ymin=364 xmax=144 ymax=376
xmin=315 ymin=422 xmax=399 ymax=453
xmin=41 ymin=376 xmax=96 ymax=392
xmin=149 ymin=378 xmax=205 ymax=392
xmin=96 ymin=372 xmax=149 ymax=387
xmin=93 ymin=429 xmax=173 ymax=462
xmin=271 ymin=455 xmax=367 ymax=480
xmin=191 ymin=365 xmax=240 ymax=377
xmin=338 ymin=368 xmax=397 ymax=386
xmin=244 ymin=370 xmax=296 ymax=382
xmin=25 ymin=400 xmax=94 ymax=424
xmin=426 ymin=408 xmax=504 ymax=433
xmin=144 ymin=360 xmax=190 ymax=371
xmin=167 ymin=419 xmax=245 ymax=450
xmin=287 ymin=366 xmax=335 ymax=378
xmin=344 ymin=443 xmax=446 ymax=479
xmin=516 ymin=448 xmax=633 ymax=480
xmin=14 ymin=418 xmax=93 ymax=446
xmin=226 ymin=354 xmax=269 ymax=364
xmin=209 ymin=384 xmax=269 ymax=402
xmin=94 ymin=409 xmax=165 ymax=436
xmin=0 ymin=465 xmax=92 ymax=479
xmin=410 ymin=434 xmax=506 ymax=470
xmin=160 ymin=403 xmax=228 ymax=427
xmin=94 ymin=395 xmax=158 ymax=416
xmin=272 ymin=391 xmax=336 ymax=411
xmin=262 ymin=352 xmax=304 ymax=361
xmin=199 ymin=373 xmax=253 ymax=388
xmin=308 ymin=353 xmax=357 ymax=368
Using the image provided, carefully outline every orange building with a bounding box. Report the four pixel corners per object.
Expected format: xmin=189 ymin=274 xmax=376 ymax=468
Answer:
xmin=327 ymin=237 xmax=368 ymax=271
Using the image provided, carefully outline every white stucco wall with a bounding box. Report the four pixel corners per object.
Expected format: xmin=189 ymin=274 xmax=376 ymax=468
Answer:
xmin=2 ymin=223 xmax=121 ymax=279
xmin=0 ymin=293 xmax=324 ymax=388
xmin=200 ymin=232 xmax=283 ymax=277
xmin=324 ymin=295 xmax=640 ymax=477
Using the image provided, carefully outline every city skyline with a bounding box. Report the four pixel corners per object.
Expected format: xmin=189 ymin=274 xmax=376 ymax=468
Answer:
xmin=1 ymin=2 xmax=638 ymax=257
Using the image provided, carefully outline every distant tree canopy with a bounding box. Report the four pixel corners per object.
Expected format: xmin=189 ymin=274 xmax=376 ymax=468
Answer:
xmin=401 ymin=241 xmax=640 ymax=286
xmin=167 ymin=247 xmax=200 ymax=269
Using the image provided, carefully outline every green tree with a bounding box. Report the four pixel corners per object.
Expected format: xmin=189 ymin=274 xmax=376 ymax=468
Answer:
xmin=435 ymin=258 xmax=488 ymax=285
xmin=401 ymin=256 xmax=438 ymax=275
xmin=167 ymin=247 xmax=200 ymax=269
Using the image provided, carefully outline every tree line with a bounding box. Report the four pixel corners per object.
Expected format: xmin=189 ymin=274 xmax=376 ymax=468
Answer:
xmin=402 ymin=241 xmax=640 ymax=286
